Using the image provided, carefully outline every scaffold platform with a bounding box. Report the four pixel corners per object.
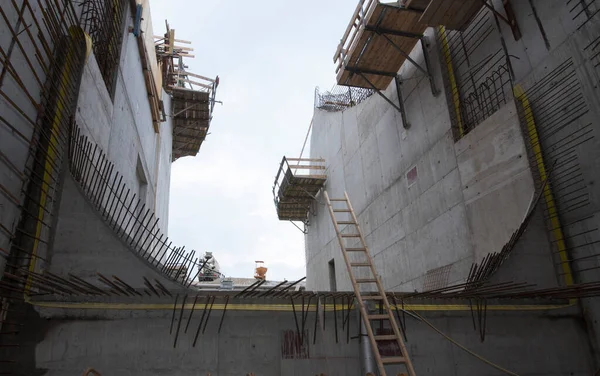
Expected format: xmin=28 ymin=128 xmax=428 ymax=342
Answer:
xmin=334 ymin=1 xmax=430 ymax=90
xmin=334 ymin=0 xmax=485 ymax=91
xmin=273 ymin=157 xmax=326 ymax=223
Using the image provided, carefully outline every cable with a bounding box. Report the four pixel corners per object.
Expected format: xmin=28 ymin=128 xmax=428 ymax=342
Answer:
xmin=294 ymin=119 xmax=313 ymax=175
xmin=411 ymin=311 xmax=520 ymax=376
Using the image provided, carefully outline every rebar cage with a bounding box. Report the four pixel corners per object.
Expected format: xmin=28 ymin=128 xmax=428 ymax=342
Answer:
xmin=79 ymin=0 xmax=128 ymax=99
xmin=436 ymin=6 xmax=512 ymax=141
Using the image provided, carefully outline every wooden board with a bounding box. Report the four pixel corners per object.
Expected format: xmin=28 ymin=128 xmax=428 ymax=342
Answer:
xmin=419 ymin=0 xmax=483 ymax=30
xmin=275 ymin=170 xmax=326 ymax=221
xmin=336 ymin=3 xmax=429 ymax=90
xmin=171 ymin=88 xmax=211 ymax=160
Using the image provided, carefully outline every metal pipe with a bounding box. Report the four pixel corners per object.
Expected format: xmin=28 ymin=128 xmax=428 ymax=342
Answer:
xmin=359 ymin=300 xmax=376 ymax=375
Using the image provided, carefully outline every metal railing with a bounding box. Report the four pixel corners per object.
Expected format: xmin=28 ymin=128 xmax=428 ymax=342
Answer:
xmin=333 ymin=0 xmax=378 ymax=74
xmin=272 ymin=157 xmax=326 ymax=224
xmin=314 ymin=85 xmax=374 ymax=112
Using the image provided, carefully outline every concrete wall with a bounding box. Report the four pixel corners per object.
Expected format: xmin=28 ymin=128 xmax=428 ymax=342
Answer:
xmin=22 ymin=306 xmax=361 ymax=376
xmin=0 ymin=300 xmax=593 ymax=376
xmin=75 ymin=3 xmax=173 ymax=234
xmin=306 ymin=27 xmax=542 ymax=293
xmin=307 ymin=0 xmax=600 ymax=366
xmin=48 ymin=174 xmax=180 ymax=290
xmin=0 ymin=0 xmax=56 ymax=276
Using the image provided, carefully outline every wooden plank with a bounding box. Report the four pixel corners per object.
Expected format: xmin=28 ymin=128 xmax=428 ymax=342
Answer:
xmin=176 ymin=78 xmax=212 ymax=89
xmin=154 ymin=35 xmax=192 ymax=44
xmin=174 ymin=70 xmax=215 ymax=82
xmin=168 ymin=29 xmax=175 ymax=54
xmin=430 ymin=0 xmax=456 ymax=26
xmin=419 ymin=0 xmax=443 ymax=24
xmin=438 ymin=0 xmax=467 ymax=29
xmin=287 ymin=165 xmax=326 ymax=169
xmin=451 ymin=0 xmax=483 ymax=31
xmin=161 ymin=44 xmax=194 ymax=51
xmin=285 ymin=158 xmax=325 ymax=162
xmin=336 ymin=3 xmax=428 ymax=90
xmin=334 ymin=0 xmax=373 ymax=62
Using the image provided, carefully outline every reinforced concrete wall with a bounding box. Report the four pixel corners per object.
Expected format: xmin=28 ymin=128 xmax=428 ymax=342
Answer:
xmin=306 ymin=0 xmax=600 ymax=294
xmin=48 ymin=174 xmax=180 ymax=290
xmin=307 ymin=0 xmax=600 ymax=366
xmin=75 ymin=2 xmax=173 ymax=234
xmin=306 ymin=29 xmax=543 ymax=293
xmin=15 ymin=305 xmax=362 ymax=376
xmin=0 ymin=300 xmax=594 ymax=376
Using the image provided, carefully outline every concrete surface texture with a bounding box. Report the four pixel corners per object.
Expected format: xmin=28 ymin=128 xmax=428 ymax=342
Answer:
xmin=306 ymin=30 xmax=541 ymax=293
xmin=41 ymin=2 xmax=179 ymax=289
xmin=17 ymin=306 xmax=362 ymax=376
xmin=0 ymin=300 xmax=592 ymax=376
xmin=0 ymin=0 xmax=56 ymax=278
xmin=75 ymin=2 xmax=173 ymax=236
xmin=307 ymin=0 xmax=600 ymax=368
xmin=306 ymin=0 xmax=600 ymax=294
xmin=48 ymin=174 xmax=181 ymax=290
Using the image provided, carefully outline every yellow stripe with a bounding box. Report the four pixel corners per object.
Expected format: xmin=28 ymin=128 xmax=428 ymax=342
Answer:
xmin=438 ymin=26 xmax=464 ymax=137
xmin=26 ymin=28 xmax=87 ymax=294
xmin=513 ymin=85 xmax=574 ymax=286
xmin=28 ymin=300 xmax=574 ymax=312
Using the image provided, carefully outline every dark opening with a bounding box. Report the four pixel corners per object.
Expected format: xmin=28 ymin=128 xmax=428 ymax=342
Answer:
xmin=328 ymin=259 xmax=337 ymax=292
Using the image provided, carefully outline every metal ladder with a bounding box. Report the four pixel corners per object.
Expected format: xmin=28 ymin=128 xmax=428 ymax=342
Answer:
xmin=324 ymin=191 xmax=416 ymax=376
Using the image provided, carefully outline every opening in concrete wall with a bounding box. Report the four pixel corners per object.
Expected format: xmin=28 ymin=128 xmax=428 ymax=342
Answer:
xmin=329 ymin=258 xmax=337 ymax=292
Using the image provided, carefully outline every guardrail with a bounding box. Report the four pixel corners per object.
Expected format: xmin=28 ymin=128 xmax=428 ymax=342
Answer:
xmin=314 ymin=85 xmax=374 ymax=112
xmin=333 ymin=0 xmax=378 ymax=74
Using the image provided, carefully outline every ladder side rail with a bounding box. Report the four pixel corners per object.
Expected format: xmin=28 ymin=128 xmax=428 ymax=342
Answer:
xmin=344 ymin=191 xmax=417 ymax=376
xmin=324 ymin=191 xmax=387 ymax=375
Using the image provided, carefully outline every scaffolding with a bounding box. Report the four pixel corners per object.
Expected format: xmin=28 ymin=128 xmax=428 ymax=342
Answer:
xmin=273 ymin=157 xmax=327 ymax=225
xmin=154 ymin=22 xmax=219 ymax=160
xmin=333 ymin=1 xmax=432 ymax=91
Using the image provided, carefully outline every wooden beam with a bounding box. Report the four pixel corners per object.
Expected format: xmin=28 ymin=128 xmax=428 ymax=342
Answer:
xmin=176 ymin=78 xmax=212 ymax=89
xmin=286 ymin=158 xmax=326 ymax=162
xmin=174 ymin=70 xmax=215 ymax=82
xmin=287 ymin=165 xmax=327 ymax=169
xmin=167 ymin=29 xmax=175 ymax=54
xmin=160 ymin=44 xmax=194 ymax=51
xmin=154 ymin=35 xmax=191 ymax=44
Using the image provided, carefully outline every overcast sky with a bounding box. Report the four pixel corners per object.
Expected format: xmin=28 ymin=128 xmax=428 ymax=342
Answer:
xmin=149 ymin=1 xmax=354 ymax=281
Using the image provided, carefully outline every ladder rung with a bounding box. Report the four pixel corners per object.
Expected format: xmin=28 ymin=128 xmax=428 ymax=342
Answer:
xmin=381 ymin=356 xmax=406 ymax=364
xmin=333 ymin=209 xmax=351 ymax=212
xmin=367 ymin=314 xmax=389 ymax=320
xmin=356 ymin=278 xmax=377 ymax=283
xmin=362 ymin=295 xmax=383 ymax=300
xmin=345 ymin=248 xmax=366 ymax=252
xmin=330 ymin=198 xmax=347 ymax=201
xmin=374 ymin=334 xmax=397 ymax=341
xmin=341 ymin=234 xmax=361 ymax=238
xmin=337 ymin=221 xmax=356 ymax=225
xmin=350 ymin=262 xmax=371 ymax=267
